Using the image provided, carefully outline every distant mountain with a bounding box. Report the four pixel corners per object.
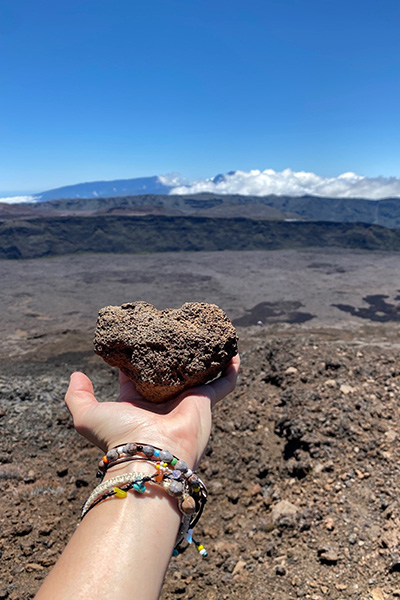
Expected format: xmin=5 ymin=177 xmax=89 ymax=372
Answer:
xmin=13 ymin=192 xmax=400 ymax=228
xmin=3 ymin=187 xmax=400 ymax=227
xmin=211 ymin=171 xmax=236 ymax=184
xmin=35 ymin=176 xmax=174 ymax=202
xmin=4 ymin=168 xmax=400 ymax=205
xmin=31 ymin=172 xmax=235 ymax=202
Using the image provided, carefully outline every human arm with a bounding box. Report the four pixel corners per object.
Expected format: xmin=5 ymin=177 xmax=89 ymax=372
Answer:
xmin=35 ymin=355 xmax=240 ymax=600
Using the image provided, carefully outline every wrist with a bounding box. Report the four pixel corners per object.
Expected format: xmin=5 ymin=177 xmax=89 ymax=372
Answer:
xmin=83 ymin=441 xmax=209 ymax=564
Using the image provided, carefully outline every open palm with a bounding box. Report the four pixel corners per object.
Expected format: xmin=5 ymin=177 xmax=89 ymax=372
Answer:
xmin=65 ymin=355 xmax=240 ymax=469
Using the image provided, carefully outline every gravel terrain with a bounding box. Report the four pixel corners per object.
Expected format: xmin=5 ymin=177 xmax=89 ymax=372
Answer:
xmin=1 ymin=249 xmax=400 ymax=599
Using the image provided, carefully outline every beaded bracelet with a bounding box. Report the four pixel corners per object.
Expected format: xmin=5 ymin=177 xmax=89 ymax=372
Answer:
xmin=99 ymin=448 xmax=204 ymax=507
xmin=97 ymin=442 xmax=205 ymax=513
xmin=81 ymin=471 xmax=206 ymax=555
xmin=83 ymin=443 xmax=209 ymax=558
xmin=83 ymin=469 xmax=205 ymax=520
xmin=97 ymin=442 xmax=194 ymax=482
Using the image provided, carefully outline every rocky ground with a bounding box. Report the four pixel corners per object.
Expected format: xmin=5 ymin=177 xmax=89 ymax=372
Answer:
xmin=1 ymin=328 xmax=400 ymax=600
xmin=2 ymin=249 xmax=400 ymax=599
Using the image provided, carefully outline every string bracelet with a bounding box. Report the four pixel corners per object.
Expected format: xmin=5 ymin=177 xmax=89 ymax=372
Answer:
xmin=82 ymin=445 xmax=209 ymax=558
xmin=81 ymin=472 xmax=207 ymax=556
xmin=82 ymin=482 xmax=200 ymax=555
xmin=81 ymin=472 xmax=150 ymax=518
xmin=82 ymin=471 xmax=206 ymax=520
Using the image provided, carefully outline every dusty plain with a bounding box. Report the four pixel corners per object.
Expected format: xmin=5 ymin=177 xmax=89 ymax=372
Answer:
xmin=1 ymin=248 xmax=400 ymax=599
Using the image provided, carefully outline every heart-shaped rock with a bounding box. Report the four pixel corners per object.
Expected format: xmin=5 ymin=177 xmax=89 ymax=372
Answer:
xmin=94 ymin=301 xmax=238 ymax=402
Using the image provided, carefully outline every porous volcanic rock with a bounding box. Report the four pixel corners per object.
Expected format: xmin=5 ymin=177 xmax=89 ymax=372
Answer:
xmin=93 ymin=301 xmax=238 ymax=402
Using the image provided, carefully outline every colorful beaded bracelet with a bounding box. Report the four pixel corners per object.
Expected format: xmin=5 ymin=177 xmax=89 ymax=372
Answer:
xmin=82 ymin=469 xmax=206 ymax=520
xmin=97 ymin=442 xmax=204 ymax=510
xmin=84 ymin=443 xmax=209 ymax=557
xmin=81 ymin=471 xmax=206 ymax=555
xmin=97 ymin=442 xmax=193 ymax=481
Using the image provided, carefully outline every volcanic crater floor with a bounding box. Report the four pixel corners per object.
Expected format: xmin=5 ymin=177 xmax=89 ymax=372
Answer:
xmin=1 ymin=249 xmax=400 ymax=599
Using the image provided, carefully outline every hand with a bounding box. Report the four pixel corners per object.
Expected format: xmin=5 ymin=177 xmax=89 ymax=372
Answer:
xmin=65 ymin=355 xmax=240 ymax=469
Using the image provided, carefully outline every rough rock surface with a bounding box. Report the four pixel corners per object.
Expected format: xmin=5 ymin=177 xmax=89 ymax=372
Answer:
xmin=93 ymin=301 xmax=238 ymax=402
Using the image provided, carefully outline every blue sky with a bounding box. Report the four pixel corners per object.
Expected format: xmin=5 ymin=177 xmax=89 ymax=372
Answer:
xmin=1 ymin=0 xmax=400 ymax=193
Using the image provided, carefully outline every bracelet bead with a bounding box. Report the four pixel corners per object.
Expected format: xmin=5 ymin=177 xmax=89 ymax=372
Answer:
xmin=159 ymin=450 xmax=173 ymax=463
xmin=180 ymin=495 xmax=196 ymax=514
xmin=106 ymin=448 xmax=119 ymax=462
xmin=123 ymin=443 xmax=137 ymax=455
xmin=175 ymin=460 xmax=188 ymax=472
xmin=114 ymin=487 xmax=128 ymax=498
xmin=167 ymin=480 xmax=184 ymax=496
xmin=143 ymin=445 xmax=154 ymax=457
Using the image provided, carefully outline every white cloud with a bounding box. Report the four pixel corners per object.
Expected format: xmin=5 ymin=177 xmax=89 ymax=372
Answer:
xmin=0 ymin=195 xmax=36 ymax=204
xmin=170 ymin=168 xmax=400 ymax=200
xmin=158 ymin=173 xmax=186 ymax=187
xmin=2 ymin=170 xmax=400 ymax=203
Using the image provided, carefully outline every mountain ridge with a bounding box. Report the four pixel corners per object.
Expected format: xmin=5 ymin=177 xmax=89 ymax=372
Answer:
xmin=2 ymin=192 xmax=400 ymax=228
xmin=1 ymin=215 xmax=400 ymax=259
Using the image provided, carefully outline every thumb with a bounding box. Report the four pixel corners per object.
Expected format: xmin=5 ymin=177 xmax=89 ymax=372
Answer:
xmin=207 ymin=354 xmax=240 ymax=408
xmin=65 ymin=372 xmax=98 ymax=425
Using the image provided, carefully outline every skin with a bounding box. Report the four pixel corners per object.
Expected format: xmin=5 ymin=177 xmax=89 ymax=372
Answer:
xmin=35 ymin=354 xmax=240 ymax=600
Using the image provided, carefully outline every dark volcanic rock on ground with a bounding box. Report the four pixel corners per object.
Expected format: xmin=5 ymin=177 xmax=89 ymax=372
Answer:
xmin=93 ymin=301 xmax=238 ymax=402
